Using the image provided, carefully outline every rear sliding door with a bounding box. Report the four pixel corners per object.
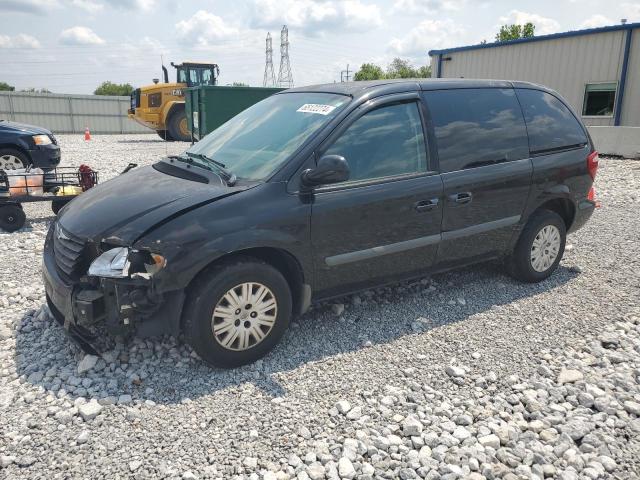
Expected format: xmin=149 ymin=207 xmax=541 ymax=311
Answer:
xmin=422 ymin=87 xmax=532 ymax=267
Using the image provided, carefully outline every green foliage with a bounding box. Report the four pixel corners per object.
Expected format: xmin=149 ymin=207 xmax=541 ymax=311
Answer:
xmin=0 ymin=82 xmax=15 ymax=92
xmin=354 ymin=63 xmax=385 ymax=81
xmin=354 ymin=58 xmax=432 ymax=81
xmin=94 ymin=81 xmax=134 ymax=96
xmin=495 ymin=22 xmax=535 ymax=42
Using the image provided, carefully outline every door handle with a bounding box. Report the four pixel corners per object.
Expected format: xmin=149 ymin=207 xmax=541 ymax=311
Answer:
xmin=449 ymin=192 xmax=472 ymax=204
xmin=414 ymin=198 xmax=439 ymax=212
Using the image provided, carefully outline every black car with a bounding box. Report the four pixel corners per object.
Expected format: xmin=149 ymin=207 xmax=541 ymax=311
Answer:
xmin=43 ymin=79 xmax=598 ymax=368
xmin=0 ymin=119 xmax=61 ymax=170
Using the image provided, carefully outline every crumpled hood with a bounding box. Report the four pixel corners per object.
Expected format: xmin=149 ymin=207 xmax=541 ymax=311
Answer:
xmin=58 ymin=164 xmax=248 ymax=244
xmin=0 ymin=120 xmax=51 ymax=135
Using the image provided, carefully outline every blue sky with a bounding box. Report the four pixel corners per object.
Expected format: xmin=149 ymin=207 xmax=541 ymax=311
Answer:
xmin=0 ymin=0 xmax=639 ymax=93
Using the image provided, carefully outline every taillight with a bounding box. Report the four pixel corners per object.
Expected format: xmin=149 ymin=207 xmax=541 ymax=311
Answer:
xmin=587 ymin=150 xmax=599 ymax=180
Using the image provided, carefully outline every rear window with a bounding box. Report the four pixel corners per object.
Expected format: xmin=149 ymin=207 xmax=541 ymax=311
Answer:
xmin=423 ymin=88 xmax=529 ymax=173
xmin=516 ymin=88 xmax=587 ymax=154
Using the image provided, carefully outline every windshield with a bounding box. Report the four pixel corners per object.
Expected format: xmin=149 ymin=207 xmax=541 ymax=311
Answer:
xmin=187 ymin=92 xmax=350 ymax=181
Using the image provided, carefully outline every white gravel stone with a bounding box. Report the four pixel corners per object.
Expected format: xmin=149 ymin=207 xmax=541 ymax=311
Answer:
xmin=557 ymin=369 xmax=584 ymax=384
xmin=77 ymin=354 xmax=98 ymax=374
xmin=78 ymin=400 xmax=102 ymax=421
xmin=445 ymin=365 xmax=466 ymax=378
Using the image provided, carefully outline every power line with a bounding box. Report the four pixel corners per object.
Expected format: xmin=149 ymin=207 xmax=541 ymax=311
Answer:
xmin=277 ymin=25 xmax=294 ymax=88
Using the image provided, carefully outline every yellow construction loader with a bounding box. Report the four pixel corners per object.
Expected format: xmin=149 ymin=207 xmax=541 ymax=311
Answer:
xmin=128 ymin=62 xmax=219 ymax=141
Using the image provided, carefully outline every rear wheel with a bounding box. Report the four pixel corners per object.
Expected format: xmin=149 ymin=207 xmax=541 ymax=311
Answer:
xmin=507 ymin=210 xmax=566 ymax=282
xmin=0 ymin=204 xmax=26 ymax=232
xmin=183 ymin=257 xmax=292 ymax=368
xmin=0 ymin=148 xmax=30 ymax=170
xmin=167 ymin=107 xmax=190 ymax=142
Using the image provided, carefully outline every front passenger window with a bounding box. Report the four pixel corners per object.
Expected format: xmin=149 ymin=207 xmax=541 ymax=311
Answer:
xmin=324 ymin=102 xmax=427 ymax=183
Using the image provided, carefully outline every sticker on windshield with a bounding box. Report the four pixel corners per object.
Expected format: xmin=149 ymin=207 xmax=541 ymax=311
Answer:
xmin=297 ymin=104 xmax=337 ymax=115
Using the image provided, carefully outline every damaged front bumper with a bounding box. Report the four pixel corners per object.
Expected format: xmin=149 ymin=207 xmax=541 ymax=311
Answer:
xmin=43 ymin=228 xmax=184 ymax=354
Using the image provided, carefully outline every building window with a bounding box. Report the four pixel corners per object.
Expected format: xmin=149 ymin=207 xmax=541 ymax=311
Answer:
xmin=582 ymin=83 xmax=617 ymax=117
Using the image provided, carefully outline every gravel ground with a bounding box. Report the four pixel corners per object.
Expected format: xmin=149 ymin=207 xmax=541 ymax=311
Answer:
xmin=1 ymin=134 xmax=639 ymax=480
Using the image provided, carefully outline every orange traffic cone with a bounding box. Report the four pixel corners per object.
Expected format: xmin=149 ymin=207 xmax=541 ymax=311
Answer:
xmin=84 ymin=127 xmax=91 ymax=141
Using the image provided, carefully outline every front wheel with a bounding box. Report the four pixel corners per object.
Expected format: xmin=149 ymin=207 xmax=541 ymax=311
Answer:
xmin=507 ymin=210 xmax=566 ymax=282
xmin=167 ymin=108 xmax=190 ymax=142
xmin=183 ymin=257 xmax=292 ymax=368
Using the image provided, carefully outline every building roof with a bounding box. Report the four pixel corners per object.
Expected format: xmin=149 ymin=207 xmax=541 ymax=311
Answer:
xmin=429 ymin=21 xmax=640 ymax=57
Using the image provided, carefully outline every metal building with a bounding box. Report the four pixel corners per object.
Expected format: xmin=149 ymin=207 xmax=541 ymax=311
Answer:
xmin=428 ymin=22 xmax=640 ymax=156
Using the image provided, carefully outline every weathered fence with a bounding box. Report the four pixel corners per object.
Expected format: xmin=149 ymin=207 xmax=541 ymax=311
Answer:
xmin=0 ymin=91 xmax=150 ymax=134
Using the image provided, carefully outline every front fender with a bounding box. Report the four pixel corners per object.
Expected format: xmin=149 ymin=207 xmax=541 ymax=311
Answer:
xmin=162 ymin=100 xmax=184 ymax=122
xmin=134 ymin=182 xmax=313 ymax=294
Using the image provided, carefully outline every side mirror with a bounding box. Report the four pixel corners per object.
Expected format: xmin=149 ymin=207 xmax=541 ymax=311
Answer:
xmin=301 ymin=155 xmax=350 ymax=188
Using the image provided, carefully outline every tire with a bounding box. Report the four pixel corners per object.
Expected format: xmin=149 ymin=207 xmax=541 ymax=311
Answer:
xmin=167 ymin=107 xmax=190 ymax=142
xmin=0 ymin=204 xmax=26 ymax=232
xmin=51 ymin=199 xmax=71 ymax=215
xmin=157 ymin=130 xmax=174 ymax=142
xmin=507 ymin=210 xmax=566 ymax=283
xmin=183 ymin=257 xmax=292 ymax=368
xmin=0 ymin=148 xmax=30 ymax=170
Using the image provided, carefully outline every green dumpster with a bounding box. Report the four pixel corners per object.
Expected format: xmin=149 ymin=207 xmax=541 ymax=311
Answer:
xmin=185 ymin=85 xmax=284 ymax=141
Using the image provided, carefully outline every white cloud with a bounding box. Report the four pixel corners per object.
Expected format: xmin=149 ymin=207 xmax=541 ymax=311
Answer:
xmin=580 ymin=14 xmax=615 ymax=29
xmin=175 ymin=10 xmax=240 ymax=47
xmin=104 ymin=0 xmax=155 ymax=10
xmin=497 ymin=10 xmax=561 ymax=35
xmin=621 ymin=2 xmax=640 ymax=21
xmin=250 ymin=0 xmax=382 ymax=34
xmin=0 ymin=0 xmax=60 ymax=15
xmin=59 ymin=26 xmax=105 ymax=45
xmin=67 ymin=0 xmax=104 ymax=13
xmin=392 ymin=0 xmax=466 ymax=14
xmin=0 ymin=33 xmax=41 ymax=48
xmin=389 ymin=19 xmax=465 ymax=57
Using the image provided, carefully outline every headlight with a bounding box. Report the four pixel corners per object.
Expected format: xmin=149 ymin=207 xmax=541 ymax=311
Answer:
xmin=88 ymin=247 xmax=166 ymax=279
xmin=32 ymin=134 xmax=52 ymax=146
xmin=88 ymin=247 xmax=130 ymax=278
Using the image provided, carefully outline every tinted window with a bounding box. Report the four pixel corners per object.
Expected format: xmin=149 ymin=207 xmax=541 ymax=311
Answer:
xmin=325 ymin=102 xmax=427 ymax=182
xmin=516 ymin=88 xmax=587 ymax=154
xmin=424 ymin=88 xmax=529 ymax=173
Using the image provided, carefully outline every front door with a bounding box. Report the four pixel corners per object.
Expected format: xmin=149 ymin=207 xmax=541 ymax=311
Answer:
xmin=422 ymin=87 xmax=533 ymax=266
xmin=309 ymin=94 xmax=443 ymax=297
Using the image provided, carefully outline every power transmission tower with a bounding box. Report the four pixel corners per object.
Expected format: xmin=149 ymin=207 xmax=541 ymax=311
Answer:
xmin=263 ymin=32 xmax=276 ymax=87
xmin=277 ymin=25 xmax=294 ymax=88
xmin=340 ymin=64 xmax=351 ymax=82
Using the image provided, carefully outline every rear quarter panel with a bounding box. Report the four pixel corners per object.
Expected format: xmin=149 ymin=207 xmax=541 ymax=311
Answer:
xmin=521 ymin=144 xmax=592 ymax=229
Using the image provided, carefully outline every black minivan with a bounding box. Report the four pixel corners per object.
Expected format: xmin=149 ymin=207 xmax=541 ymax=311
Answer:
xmin=43 ymin=79 xmax=598 ymax=367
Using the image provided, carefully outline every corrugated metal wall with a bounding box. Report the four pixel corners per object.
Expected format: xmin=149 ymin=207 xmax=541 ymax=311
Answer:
xmin=0 ymin=92 xmax=151 ymax=134
xmin=431 ymin=29 xmax=640 ymax=127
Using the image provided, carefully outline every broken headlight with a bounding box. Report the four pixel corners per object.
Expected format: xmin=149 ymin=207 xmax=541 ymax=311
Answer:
xmin=88 ymin=247 xmax=166 ymax=279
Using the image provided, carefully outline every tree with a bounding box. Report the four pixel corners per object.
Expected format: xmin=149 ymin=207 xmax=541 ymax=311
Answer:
xmin=354 ymin=63 xmax=385 ymax=81
xmin=94 ymin=81 xmax=134 ymax=96
xmin=0 ymin=82 xmax=15 ymax=92
xmin=495 ymin=22 xmax=535 ymax=42
xmin=354 ymin=59 xmax=431 ymax=81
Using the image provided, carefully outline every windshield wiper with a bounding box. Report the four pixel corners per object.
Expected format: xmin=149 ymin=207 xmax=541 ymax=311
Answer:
xmin=185 ymin=152 xmax=237 ymax=186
